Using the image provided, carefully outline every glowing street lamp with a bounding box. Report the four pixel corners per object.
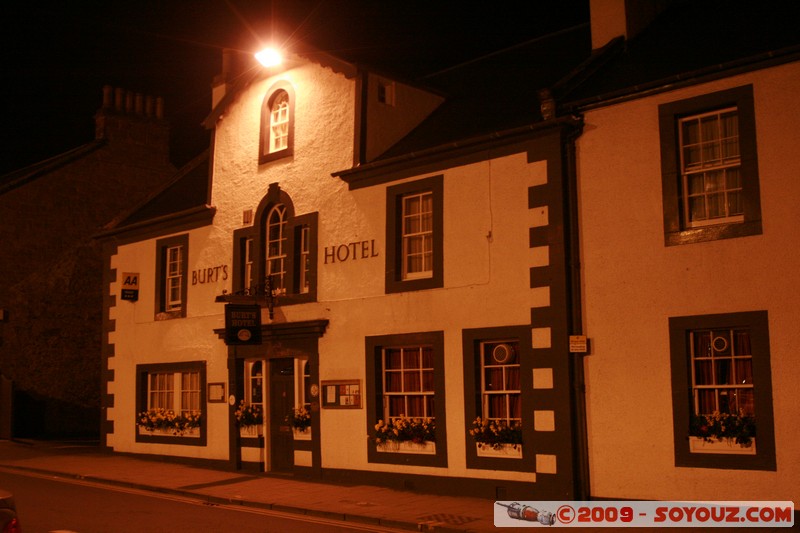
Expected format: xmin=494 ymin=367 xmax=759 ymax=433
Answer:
xmin=255 ymin=47 xmax=282 ymax=68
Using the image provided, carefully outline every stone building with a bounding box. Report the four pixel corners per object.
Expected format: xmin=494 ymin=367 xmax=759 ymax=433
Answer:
xmin=0 ymin=87 xmax=175 ymax=438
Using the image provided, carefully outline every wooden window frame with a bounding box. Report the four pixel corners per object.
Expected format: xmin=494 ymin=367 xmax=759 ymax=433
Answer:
xmin=385 ymin=176 xmax=443 ymax=294
xmin=669 ymin=311 xmax=775 ymax=470
xmin=659 ymin=85 xmax=762 ymax=246
xmin=155 ymin=234 xmax=188 ymax=319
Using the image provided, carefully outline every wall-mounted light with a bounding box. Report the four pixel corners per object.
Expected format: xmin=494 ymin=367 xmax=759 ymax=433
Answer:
xmin=255 ymin=47 xmax=282 ymax=68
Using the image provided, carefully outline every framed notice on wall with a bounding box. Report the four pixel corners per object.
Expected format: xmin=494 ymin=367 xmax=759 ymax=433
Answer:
xmin=207 ymin=382 xmax=226 ymax=403
xmin=321 ymin=380 xmax=362 ymax=409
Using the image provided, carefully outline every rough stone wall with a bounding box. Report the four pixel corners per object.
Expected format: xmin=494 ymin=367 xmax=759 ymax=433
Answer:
xmin=0 ymin=98 xmax=176 ymax=438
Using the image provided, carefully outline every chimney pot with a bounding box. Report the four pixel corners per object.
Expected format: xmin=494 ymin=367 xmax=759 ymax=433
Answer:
xmin=102 ymin=85 xmax=113 ymax=108
xmin=145 ymin=95 xmax=154 ymax=117
xmin=135 ymin=93 xmax=143 ymax=115
xmin=114 ymin=88 xmax=124 ymax=111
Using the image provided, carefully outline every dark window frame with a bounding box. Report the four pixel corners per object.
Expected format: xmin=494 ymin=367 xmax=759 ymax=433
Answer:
xmin=135 ymin=361 xmax=207 ymax=446
xmin=659 ymin=85 xmax=762 ymax=246
xmin=155 ymin=234 xmax=188 ymax=319
xmin=669 ymin=311 xmax=775 ymax=470
xmin=365 ymin=331 xmax=447 ymax=467
xmin=462 ymin=326 xmax=535 ymax=472
xmin=259 ymin=81 xmax=296 ymax=165
xmin=385 ymin=175 xmax=444 ymax=294
xmin=231 ymin=184 xmax=318 ymax=305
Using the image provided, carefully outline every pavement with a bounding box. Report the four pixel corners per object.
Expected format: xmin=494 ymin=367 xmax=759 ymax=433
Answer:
xmin=0 ymin=439 xmax=501 ymax=532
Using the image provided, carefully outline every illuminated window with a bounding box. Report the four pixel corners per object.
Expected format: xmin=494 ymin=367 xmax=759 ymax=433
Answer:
xmin=480 ymin=341 xmax=521 ymax=426
xmin=232 ymin=184 xmax=317 ymax=303
xmin=270 ymin=91 xmax=289 ymax=153
xmin=259 ymin=83 xmax=295 ymax=164
xmin=366 ymin=331 xmax=446 ymax=467
xmin=462 ymin=326 xmax=532 ymax=472
xmin=669 ymin=311 xmax=775 ymax=470
xmin=382 ymin=346 xmax=435 ymax=422
xmin=136 ymin=362 xmax=206 ymax=445
xmin=245 ymin=360 xmax=265 ymax=414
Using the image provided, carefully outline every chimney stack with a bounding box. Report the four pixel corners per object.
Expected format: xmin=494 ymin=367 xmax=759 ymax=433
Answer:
xmin=95 ymin=85 xmax=170 ymax=162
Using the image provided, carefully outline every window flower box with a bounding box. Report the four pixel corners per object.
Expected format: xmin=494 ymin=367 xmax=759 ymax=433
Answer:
xmin=137 ymin=425 xmax=200 ymax=438
xmin=136 ymin=408 xmax=201 ymax=437
xmin=689 ymin=436 xmax=756 ymax=455
xmin=689 ymin=411 xmax=755 ymax=455
xmin=476 ymin=442 xmax=522 ymax=458
xmin=377 ymin=440 xmax=436 ymax=455
xmin=287 ymin=407 xmax=311 ymax=439
xmin=293 ymin=427 xmax=311 ymax=440
xmin=235 ymin=402 xmax=263 ymax=427
xmin=469 ymin=417 xmax=522 ymax=453
xmin=372 ymin=416 xmax=436 ymax=454
xmin=239 ymin=424 xmax=263 ymax=438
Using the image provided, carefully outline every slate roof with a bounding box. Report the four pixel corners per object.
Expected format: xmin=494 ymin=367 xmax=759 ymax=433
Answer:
xmin=99 ymin=150 xmax=211 ymax=235
xmin=560 ymin=0 xmax=800 ymax=109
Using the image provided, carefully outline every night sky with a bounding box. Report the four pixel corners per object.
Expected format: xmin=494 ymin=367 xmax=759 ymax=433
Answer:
xmin=2 ymin=1 xmax=589 ymax=175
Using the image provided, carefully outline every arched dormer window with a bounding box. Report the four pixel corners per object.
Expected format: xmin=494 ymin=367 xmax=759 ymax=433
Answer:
xmin=232 ymin=183 xmax=318 ymax=306
xmin=260 ymin=82 xmax=295 ymax=164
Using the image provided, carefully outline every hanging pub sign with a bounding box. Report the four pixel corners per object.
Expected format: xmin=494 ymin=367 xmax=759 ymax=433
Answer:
xmin=224 ymin=304 xmax=262 ymax=345
xmin=121 ymin=272 xmax=140 ymax=302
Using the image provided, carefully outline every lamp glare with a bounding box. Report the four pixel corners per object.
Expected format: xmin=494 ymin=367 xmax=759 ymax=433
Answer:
xmin=255 ymin=48 xmax=282 ymax=67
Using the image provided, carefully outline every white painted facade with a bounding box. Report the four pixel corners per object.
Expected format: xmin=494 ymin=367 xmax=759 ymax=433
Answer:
xmin=576 ymin=62 xmax=800 ymax=502
xmin=104 ymin=52 xmax=578 ymax=497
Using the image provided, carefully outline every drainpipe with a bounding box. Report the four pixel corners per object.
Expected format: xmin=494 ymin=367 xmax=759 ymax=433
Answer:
xmin=563 ymin=118 xmax=591 ymax=501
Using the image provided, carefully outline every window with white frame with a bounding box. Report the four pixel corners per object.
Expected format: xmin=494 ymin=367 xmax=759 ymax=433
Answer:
xmin=382 ymin=345 xmax=435 ymax=421
xmin=147 ymin=371 xmax=200 ymax=416
xmin=266 ymin=204 xmax=287 ymax=290
xmin=669 ymin=311 xmax=775 ymax=470
xmin=136 ymin=361 xmax=206 ymax=445
xmin=231 ymin=184 xmax=318 ymax=303
xmin=270 ymin=91 xmax=289 ymax=153
xmin=243 ymin=237 xmax=254 ymax=293
xmin=259 ymin=83 xmax=295 ymax=164
xmin=366 ymin=331 xmax=446 ymax=467
xmin=385 ymin=176 xmax=443 ymax=294
xmin=401 ymin=191 xmax=433 ymax=280
xmin=679 ymin=108 xmax=743 ymax=228
xmin=298 ymin=225 xmax=311 ymax=294
xmin=245 ymin=360 xmax=265 ymax=414
xmin=155 ymin=234 xmax=188 ymax=318
xmin=659 ymin=85 xmax=762 ymax=246
xmin=480 ymin=341 xmax=521 ymax=425
xmin=165 ymin=245 xmax=183 ymax=311
xmin=690 ymin=328 xmax=754 ymax=417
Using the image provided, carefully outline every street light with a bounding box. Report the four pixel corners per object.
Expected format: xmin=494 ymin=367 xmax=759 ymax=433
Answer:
xmin=255 ymin=47 xmax=282 ymax=67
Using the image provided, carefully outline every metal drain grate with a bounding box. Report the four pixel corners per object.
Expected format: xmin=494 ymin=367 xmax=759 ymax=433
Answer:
xmin=416 ymin=513 xmax=480 ymax=526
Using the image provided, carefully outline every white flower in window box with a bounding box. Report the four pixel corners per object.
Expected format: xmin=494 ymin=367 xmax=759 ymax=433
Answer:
xmin=372 ymin=416 xmax=436 ymax=454
xmin=470 ymin=417 xmax=523 ymax=458
xmin=288 ymin=407 xmax=312 ymax=440
xmin=688 ymin=411 xmax=756 ymax=454
xmin=136 ymin=408 xmax=201 ymax=437
xmin=235 ymin=401 xmax=263 ymax=437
